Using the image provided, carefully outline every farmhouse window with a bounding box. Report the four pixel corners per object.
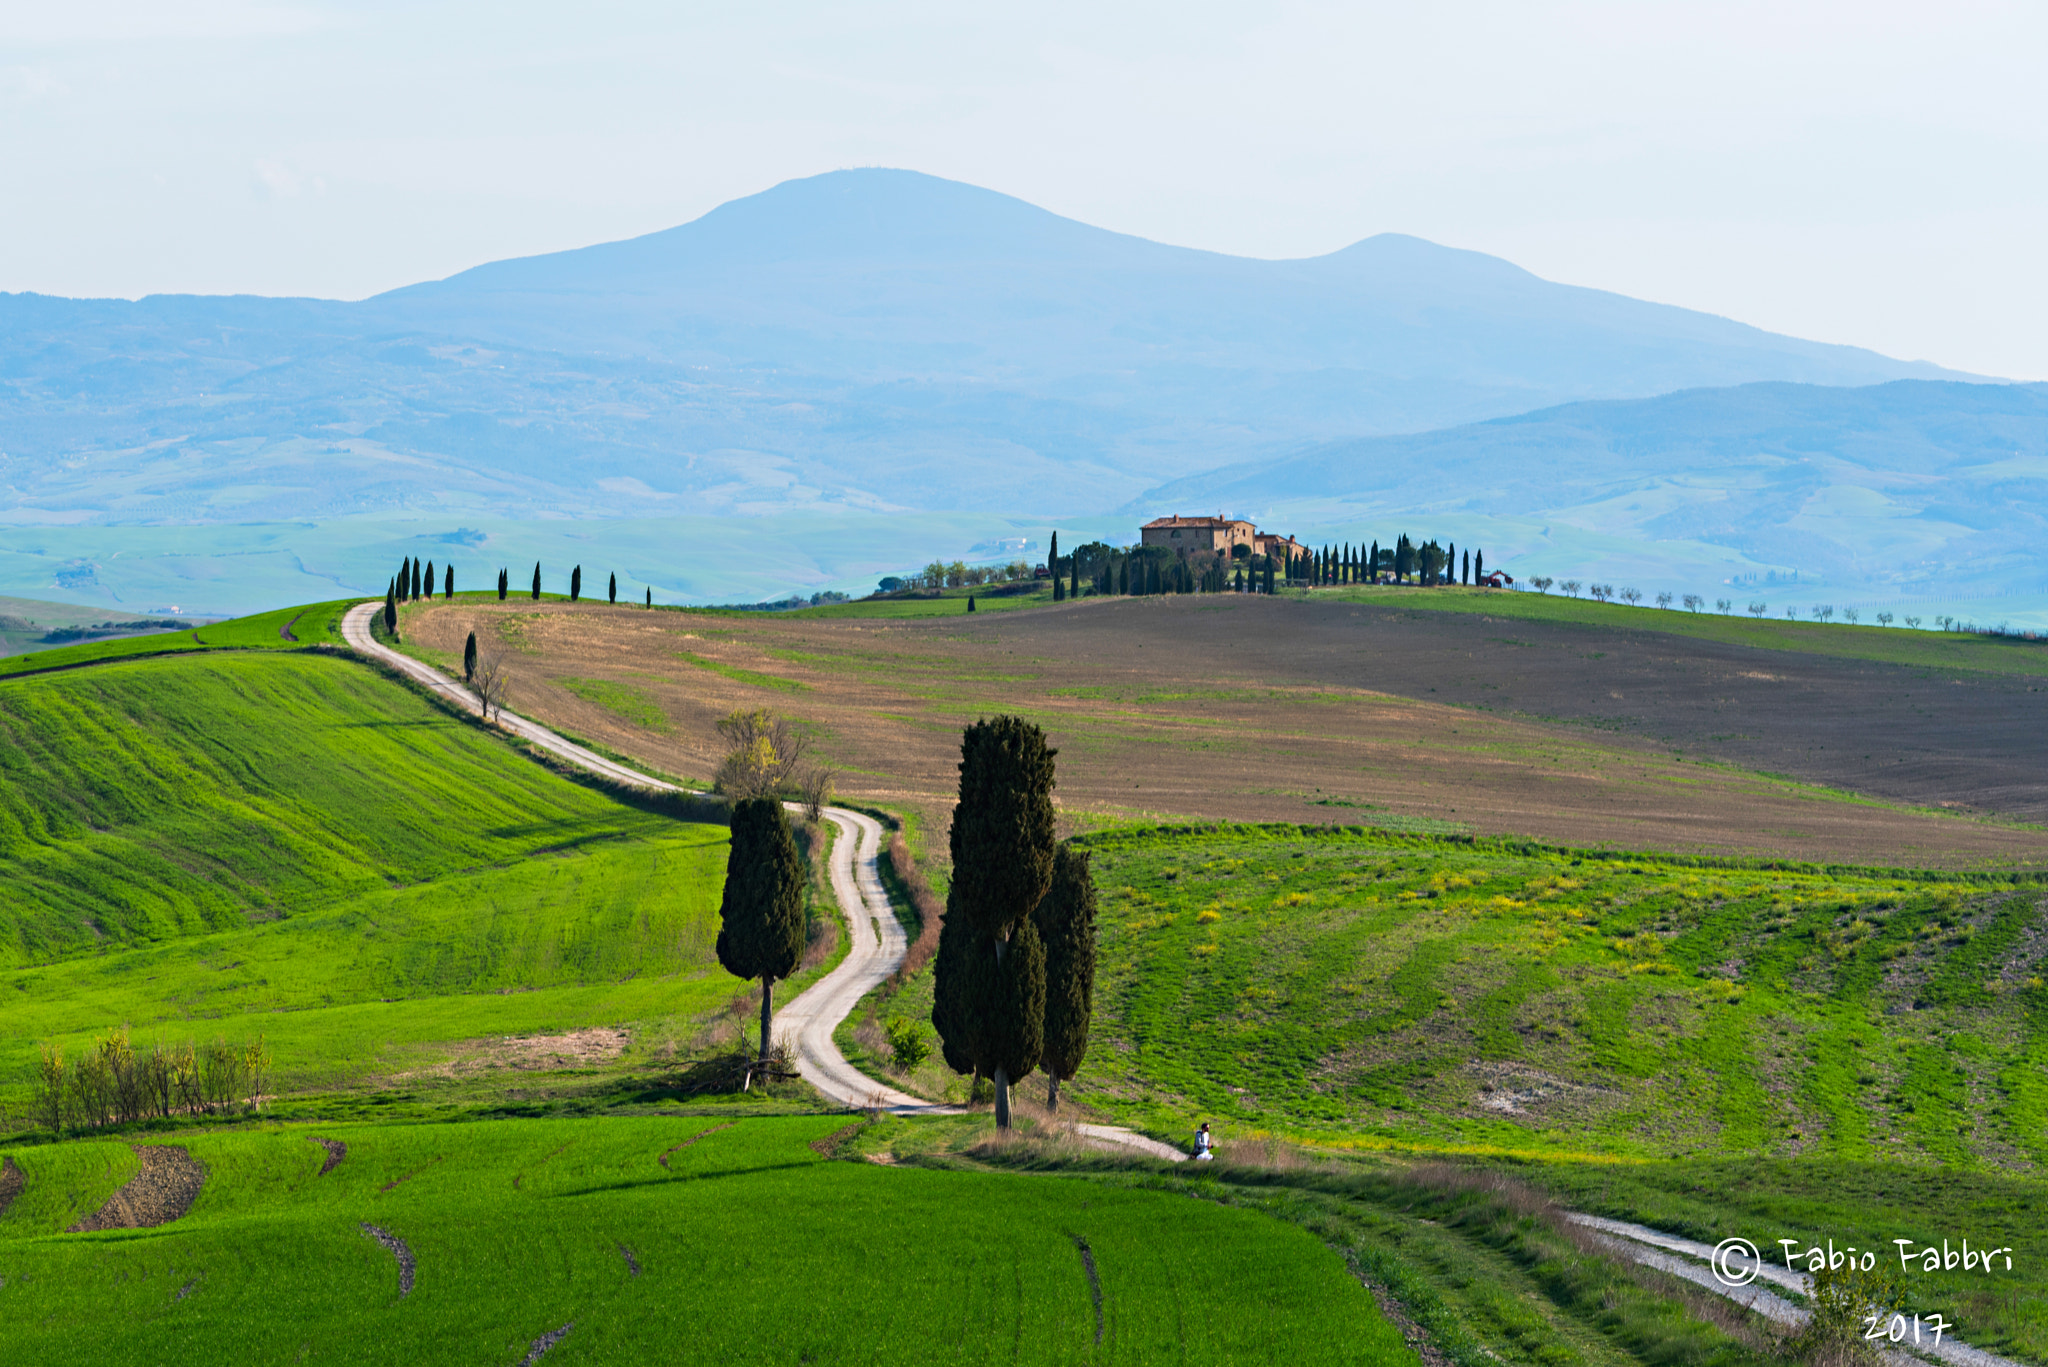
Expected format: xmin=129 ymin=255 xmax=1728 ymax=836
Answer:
xmin=1171 ymin=530 xmax=1181 ymax=538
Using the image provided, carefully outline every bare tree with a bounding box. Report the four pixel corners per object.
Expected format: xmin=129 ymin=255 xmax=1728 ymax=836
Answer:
xmin=471 ymin=650 xmax=510 ymax=723
xmin=1559 ymin=579 xmax=1581 ymax=598
xmin=1747 ymin=601 xmax=1767 ymax=617
xmin=797 ymin=762 xmax=836 ymax=822
xmin=1841 ymin=606 xmax=1860 ymax=624
xmin=1619 ymin=586 xmax=1642 ymax=606
xmin=1812 ymin=604 xmax=1835 ymax=623
xmin=1715 ymin=598 xmax=1732 ymax=614
xmin=1654 ymin=591 xmax=1673 ymax=609
xmin=1876 ymin=611 xmax=1893 ymax=627
xmin=1682 ymin=594 xmax=1703 ymax=613
xmin=715 ymin=709 xmax=812 ymax=801
xmin=1530 ymin=576 xmax=1553 ymax=594
xmin=1904 ymin=615 xmax=1921 ymax=629
xmin=1588 ymin=584 xmax=1610 ymax=603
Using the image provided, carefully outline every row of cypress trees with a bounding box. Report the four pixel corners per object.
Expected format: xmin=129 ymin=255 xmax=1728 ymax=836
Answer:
xmin=1289 ymin=537 xmax=1488 ymax=587
xmin=930 ymin=717 xmax=1097 ymax=1127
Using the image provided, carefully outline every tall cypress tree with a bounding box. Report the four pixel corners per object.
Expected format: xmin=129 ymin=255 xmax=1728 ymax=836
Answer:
xmin=645 ymin=587 xmax=652 ymax=607
xmin=444 ymin=565 xmax=454 ymax=598
xmin=967 ymin=594 xmax=976 ymax=613
xmin=413 ymin=560 xmax=423 ymax=601
xmin=609 ymin=572 xmax=617 ymax=605
xmin=463 ymin=631 xmax=478 ymax=682
xmin=531 ymin=563 xmax=541 ymax=601
xmin=932 ymin=716 xmax=1057 ymax=1130
xmin=423 ymin=560 xmax=435 ymax=600
xmin=498 ymin=568 xmax=508 ymax=601
xmin=383 ymin=579 xmax=398 ymax=635
xmin=1070 ymin=550 xmax=1080 ymax=600
xmin=1462 ymin=549 xmax=1470 ymax=584
xmin=1050 ymin=531 xmax=1062 ymax=602
xmin=716 ymin=798 xmax=807 ymax=1066
xmin=1475 ymin=549 xmax=1485 ymax=582
xmin=570 ymin=565 xmax=582 ymax=602
xmin=1035 ymin=844 xmax=1098 ymax=1112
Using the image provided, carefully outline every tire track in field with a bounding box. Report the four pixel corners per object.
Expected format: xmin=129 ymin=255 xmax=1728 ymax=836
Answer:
xmin=359 ymin=1223 xmax=416 ymax=1298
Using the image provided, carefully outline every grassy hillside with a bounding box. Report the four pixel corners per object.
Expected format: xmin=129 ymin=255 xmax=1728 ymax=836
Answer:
xmin=1299 ymin=583 xmax=2048 ymax=679
xmin=0 ymin=598 xmax=357 ymax=677
xmin=0 ymin=649 xmax=741 ymax=1115
xmin=0 ymin=1115 xmax=1409 ymax=1366
xmin=1055 ymin=825 xmax=2048 ymax=1164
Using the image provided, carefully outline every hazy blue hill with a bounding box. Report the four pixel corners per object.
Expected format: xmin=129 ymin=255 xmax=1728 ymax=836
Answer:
xmin=1149 ymin=379 xmax=2048 ymax=599
xmin=0 ymin=168 xmax=2025 ymax=615
xmin=0 ymin=169 xmax=1973 ymax=531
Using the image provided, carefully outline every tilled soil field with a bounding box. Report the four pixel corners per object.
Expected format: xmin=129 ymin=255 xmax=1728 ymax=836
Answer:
xmin=402 ymin=595 xmax=2048 ymax=868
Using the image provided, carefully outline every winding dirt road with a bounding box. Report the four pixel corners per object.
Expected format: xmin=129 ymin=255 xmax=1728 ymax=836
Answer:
xmin=342 ymin=603 xmax=1179 ymax=1155
xmin=342 ymin=602 xmax=926 ymax=1110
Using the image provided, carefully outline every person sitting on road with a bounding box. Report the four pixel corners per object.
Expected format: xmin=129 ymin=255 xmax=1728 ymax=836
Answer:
xmin=1193 ymin=1122 xmax=1213 ymax=1161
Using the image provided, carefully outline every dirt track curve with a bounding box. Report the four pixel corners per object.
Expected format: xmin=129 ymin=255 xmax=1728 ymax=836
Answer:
xmin=342 ymin=602 xmax=954 ymax=1120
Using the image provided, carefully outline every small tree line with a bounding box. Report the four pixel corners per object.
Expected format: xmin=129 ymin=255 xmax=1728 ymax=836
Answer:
xmin=1514 ymin=579 xmax=2013 ymax=633
xmin=33 ymin=1028 xmax=269 ymax=1133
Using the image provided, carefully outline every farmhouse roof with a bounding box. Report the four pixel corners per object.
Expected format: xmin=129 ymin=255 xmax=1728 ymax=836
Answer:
xmin=1142 ymin=514 xmax=1247 ymax=529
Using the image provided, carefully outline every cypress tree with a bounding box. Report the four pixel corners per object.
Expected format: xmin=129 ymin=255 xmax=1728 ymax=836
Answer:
xmin=383 ymin=579 xmax=398 ymax=635
xmin=1049 ymin=532 xmax=1061 ymax=602
xmin=1034 ymin=844 xmax=1098 ymax=1112
xmin=1475 ymin=549 xmax=1485 ymax=582
xmin=1445 ymin=544 xmax=1455 ymax=587
xmin=1264 ymin=557 xmax=1275 ymax=594
xmin=1462 ymin=549 xmax=1470 ymax=584
xmin=413 ymin=560 xmax=423 ymax=601
xmin=570 ymin=565 xmax=582 ymax=602
xmin=444 ymin=565 xmax=454 ymax=598
xmin=1070 ymin=550 xmax=1080 ymax=600
xmin=931 ymin=716 xmax=1058 ymax=1130
xmin=716 ymin=798 xmax=807 ymax=1066
xmin=498 ymin=568 xmax=508 ymax=601
xmin=531 ymin=563 xmax=541 ymax=601
xmin=645 ymin=587 xmax=652 ymax=608
xmin=967 ymin=594 xmax=976 ymax=613
xmin=609 ymin=572 xmax=617 ymax=605
xmin=423 ymin=560 xmax=435 ymax=600
xmin=1369 ymin=540 xmax=1379 ymax=584
xmin=463 ymin=631 xmax=477 ymax=683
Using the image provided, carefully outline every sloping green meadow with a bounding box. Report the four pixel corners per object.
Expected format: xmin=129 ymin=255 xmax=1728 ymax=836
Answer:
xmin=0 ymin=651 xmax=734 ymax=1109
xmin=0 ymin=1116 xmax=1410 ymax=1366
xmin=1070 ymin=825 xmax=2048 ymax=1165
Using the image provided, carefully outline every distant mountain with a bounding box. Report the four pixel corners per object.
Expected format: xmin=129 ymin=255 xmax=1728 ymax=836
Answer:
xmin=0 ymin=169 xmax=1976 ymax=531
xmin=1146 ymin=380 xmax=2048 ymax=598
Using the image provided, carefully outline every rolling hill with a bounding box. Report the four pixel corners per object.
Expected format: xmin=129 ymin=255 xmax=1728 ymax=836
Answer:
xmin=4 ymin=167 xmax=2033 ymax=619
xmin=1146 ymin=378 xmax=2048 ymax=603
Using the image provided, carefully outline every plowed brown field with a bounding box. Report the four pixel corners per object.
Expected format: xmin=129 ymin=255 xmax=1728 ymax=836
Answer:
xmin=400 ymin=594 xmax=2048 ymax=869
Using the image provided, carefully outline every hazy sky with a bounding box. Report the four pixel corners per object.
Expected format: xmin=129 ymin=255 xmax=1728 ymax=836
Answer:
xmin=5 ymin=0 xmax=2045 ymax=378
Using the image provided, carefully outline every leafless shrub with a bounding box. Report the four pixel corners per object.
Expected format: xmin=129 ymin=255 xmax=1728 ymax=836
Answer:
xmin=1559 ymin=579 xmax=1582 ymax=598
xmin=797 ymin=763 xmax=835 ymax=821
xmin=471 ymin=650 xmax=510 ymax=722
xmin=1618 ymin=586 xmax=1642 ymax=606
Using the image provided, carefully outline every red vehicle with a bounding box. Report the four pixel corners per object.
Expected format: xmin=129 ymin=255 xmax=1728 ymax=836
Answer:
xmin=1479 ymin=571 xmax=1515 ymax=588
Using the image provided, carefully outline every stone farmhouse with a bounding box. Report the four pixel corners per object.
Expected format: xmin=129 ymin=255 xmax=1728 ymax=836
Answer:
xmin=1140 ymin=515 xmax=1303 ymax=564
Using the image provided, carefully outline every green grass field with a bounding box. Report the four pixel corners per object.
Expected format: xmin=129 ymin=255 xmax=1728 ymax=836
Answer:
xmin=1060 ymin=825 xmax=2048 ymax=1166
xmin=1297 ymin=583 xmax=2048 ymax=679
xmin=0 ymin=1115 xmax=1411 ymax=1366
xmin=0 ymin=649 xmax=748 ymax=1116
xmin=0 ymin=599 xmax=360 ymax=677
